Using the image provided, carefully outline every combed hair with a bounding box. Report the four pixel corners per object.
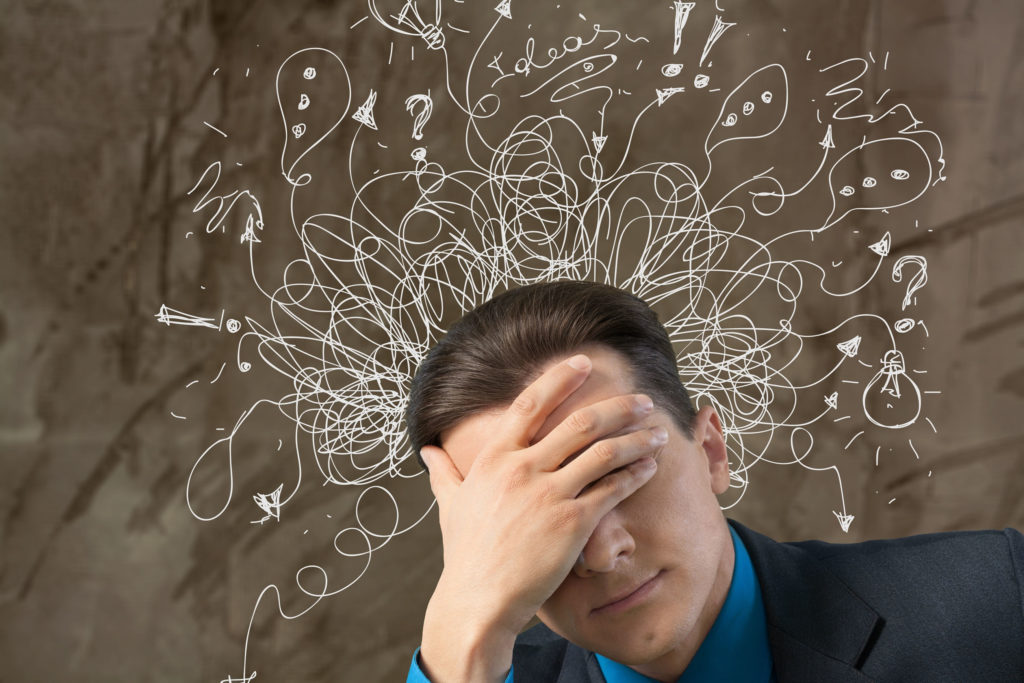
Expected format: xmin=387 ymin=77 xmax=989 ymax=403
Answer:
xmin=405 ymin=280 xmax=697 ymax=469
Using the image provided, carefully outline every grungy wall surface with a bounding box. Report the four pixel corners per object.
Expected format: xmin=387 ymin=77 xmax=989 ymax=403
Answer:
xmin=1 ymin=1 xmax=1023 ymax=681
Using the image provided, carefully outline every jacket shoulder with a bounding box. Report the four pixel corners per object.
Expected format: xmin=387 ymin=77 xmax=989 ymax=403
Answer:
xmin=733 ymin=521 xmax=1024 ymax=679
xmin=791 ymin=526 xmax=1022 ymax=566
xmin=790 ymin=527 xmax=1023 ymax=600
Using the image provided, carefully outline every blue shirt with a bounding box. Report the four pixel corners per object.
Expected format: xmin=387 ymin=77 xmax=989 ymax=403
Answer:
xmin=406 ymin=524 xmax=774 ymax=682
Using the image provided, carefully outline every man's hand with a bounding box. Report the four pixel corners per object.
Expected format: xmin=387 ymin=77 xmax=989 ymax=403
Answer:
xmin=418 ymin=353 xmax=666 ymax=683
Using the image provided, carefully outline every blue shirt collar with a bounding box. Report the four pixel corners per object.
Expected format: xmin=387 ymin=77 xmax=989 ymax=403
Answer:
xmin=595 ymin=523 xmax=775 ymax=682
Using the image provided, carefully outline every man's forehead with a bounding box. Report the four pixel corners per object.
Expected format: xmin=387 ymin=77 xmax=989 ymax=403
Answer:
xmin=514 ymin=346 xmax=645 ymax=449
xmin=440 ymin=345 xmax=640 ymax=449
xmin=532 ymin=354 xmax=639 ymax=440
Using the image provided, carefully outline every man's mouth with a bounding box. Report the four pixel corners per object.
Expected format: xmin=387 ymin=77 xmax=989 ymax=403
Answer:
xmin=591 ymin=570 xmax=664 ymax=615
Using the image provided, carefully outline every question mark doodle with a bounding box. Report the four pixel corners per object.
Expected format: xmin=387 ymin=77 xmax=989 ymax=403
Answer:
xmin=405 ymin=92 xmax=433 ymax=141
xmin=892 ymin=255 xmax=927 ymax=310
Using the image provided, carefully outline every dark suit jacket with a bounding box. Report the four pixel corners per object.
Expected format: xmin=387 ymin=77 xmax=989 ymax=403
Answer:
xmin=510 ymin=519 xmax=1024 ymax=682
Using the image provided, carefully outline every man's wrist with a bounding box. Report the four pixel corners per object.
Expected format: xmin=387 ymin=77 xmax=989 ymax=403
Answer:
xmin=420 ymin=582 xmax=518 ymax=683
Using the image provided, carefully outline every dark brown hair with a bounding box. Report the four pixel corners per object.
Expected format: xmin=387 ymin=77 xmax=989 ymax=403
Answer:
xmin=405 ymin=281 xmax=697 ymax=468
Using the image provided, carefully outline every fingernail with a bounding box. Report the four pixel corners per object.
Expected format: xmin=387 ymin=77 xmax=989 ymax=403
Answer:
xmin=419 ymin=447 xmax=432 ymax=469
xmin=636 ymin=395 xmax=654 ymax=412
xmin=567 ymin=354 xmax=591 ymax=370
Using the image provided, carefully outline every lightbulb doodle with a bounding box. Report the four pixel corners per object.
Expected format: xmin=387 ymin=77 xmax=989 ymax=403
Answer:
xmin=158 ymin=3 xmax=947 ymax=680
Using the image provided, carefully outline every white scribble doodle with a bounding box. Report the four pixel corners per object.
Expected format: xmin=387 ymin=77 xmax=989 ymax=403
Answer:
xmin=353 ymin=89 xmax=379 ymax=129
xmin=186 ymin=161 xmax=265 ymax=237
xmin=700 ymin=15 xmax=735 ymax=67
xmin=166 ymin=5 xmax=949 ymax=679
xmin=787 ymin=428 xmax=854 ymax=532
xmin=404 ymin=92 xmax=433 ymax=140
xmin=369 ymin=0 xmax=446 ymax=49
xmin=251 ymin=483 xmax=284 ymax=525
xmin=671 ymin=2 xmax=696 ymax=55
xmin=894 ymin=318 xmax=916 ymax=334
xmin=869 ymin=232 xmax=891 ymax=256
xmin=837 ymin=336 xmax=862 ymax=357
xmin=656 ymin=86 xmax=686 ymax=105
xmin=203 ymin=121 xmax=228 ymax=138
xmin=208 ymin=362 xmax=227 ymax=385
xmin=862 ymin=350 xmax=922 ymax=429
xmin=892 ymin=255 xmax=928 ymax=310
xmin=239 ymin=214 xmax=261 ymax=244
xmin=155 ymin=305 xmax=223 ymax=330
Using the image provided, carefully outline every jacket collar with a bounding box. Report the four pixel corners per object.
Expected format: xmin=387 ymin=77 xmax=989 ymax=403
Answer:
xmin=729 ymin=519 xmax=882 ymax=682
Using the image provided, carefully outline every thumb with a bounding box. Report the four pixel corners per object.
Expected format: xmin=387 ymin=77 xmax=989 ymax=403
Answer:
xmin=420 ymin=445 xmax=463 ymax=504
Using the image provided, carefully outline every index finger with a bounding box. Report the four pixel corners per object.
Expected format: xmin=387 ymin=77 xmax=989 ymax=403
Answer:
xmin=494 ymin=353 xmax=593 ymax=450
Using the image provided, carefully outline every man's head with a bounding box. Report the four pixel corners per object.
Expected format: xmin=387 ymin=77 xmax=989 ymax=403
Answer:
xmin=405 ymin=280 xmax=698 ymax=461
xmin=406 ymin=281 xmax=735 ymax=676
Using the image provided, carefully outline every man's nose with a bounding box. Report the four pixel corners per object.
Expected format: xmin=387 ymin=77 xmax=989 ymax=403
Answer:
xmin=571 ymin=510 xmax=635 ymax=577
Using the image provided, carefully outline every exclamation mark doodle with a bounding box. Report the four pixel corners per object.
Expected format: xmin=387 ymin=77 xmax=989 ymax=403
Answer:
xmin=693 ymin=14 xmax=735 ymax=89
xmin=671 ymin=2 xmax=695 ymax=55
xmin=700 ymin=15 xmax=736 ymax=67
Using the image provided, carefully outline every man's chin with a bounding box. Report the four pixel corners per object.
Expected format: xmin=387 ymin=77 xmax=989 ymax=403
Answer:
xmin=570 ymin=624 xmax=675 ymax=667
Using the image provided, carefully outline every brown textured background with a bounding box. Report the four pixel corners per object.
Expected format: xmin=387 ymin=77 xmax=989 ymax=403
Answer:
xmin=1 ymin=1 xmax=1022 ymax=681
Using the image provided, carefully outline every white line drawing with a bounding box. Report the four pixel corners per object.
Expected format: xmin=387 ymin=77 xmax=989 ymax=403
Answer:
xmin=369 ymin=0 xmax=446 ymax=49
xmin=154 ymin=305 xmax=221 ymax=329
xmin=892 ymin=255 xmax=928 ymax=310
xmin=656 ymin=86 xmax=686 ymax=105
xmin=700 ymin=15 xmax=735 ymax=67
xmin=404 ymin=92 xmax=433 ymax=140
xmin=862 ymin=350 xmax=922 ymax=429
xmin=894 ymin=318 xmax=915 ymax=333
xmin=251 ymin=484 xmax=284 ymax=525
xmin=209 ymin=362 xmax=227 ymax=385
xmin=204 ymin=121 xmax=228 ymax=137
xmin=671 ymin=2 xmax=696 ymax=55
xmin=164 ymin=6 xmax=949 ymax=678
xmin=837 ymin=335 xmax=862 ymax=357
xmin=353 ymin=89 xmax=379 ymax=129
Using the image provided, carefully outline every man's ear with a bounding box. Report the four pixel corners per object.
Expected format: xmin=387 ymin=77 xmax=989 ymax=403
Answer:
xmin=693 ymin=405 xmax=730 ymax=495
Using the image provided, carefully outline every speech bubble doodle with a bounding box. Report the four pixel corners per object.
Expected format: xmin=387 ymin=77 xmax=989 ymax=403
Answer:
xmin=706 ymin=63 xmax=788 ymax=154
xmin=820 ymin=136 xmax=932 ymax=231
xmin=276 ymin=48 xmax=352 ymax=185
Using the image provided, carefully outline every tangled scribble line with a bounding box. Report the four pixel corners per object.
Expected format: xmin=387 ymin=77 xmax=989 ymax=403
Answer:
xmin=157 ymin=3 xmax=945 ymax=680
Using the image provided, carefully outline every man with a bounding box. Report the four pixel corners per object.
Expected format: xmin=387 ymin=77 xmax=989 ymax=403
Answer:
xmin=403 ymin=281 xmax=1024 ymax=682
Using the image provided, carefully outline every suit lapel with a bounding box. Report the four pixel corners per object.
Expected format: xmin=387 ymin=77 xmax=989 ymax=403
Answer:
xmin=730 ymin=520 xmax=882 ymax=682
